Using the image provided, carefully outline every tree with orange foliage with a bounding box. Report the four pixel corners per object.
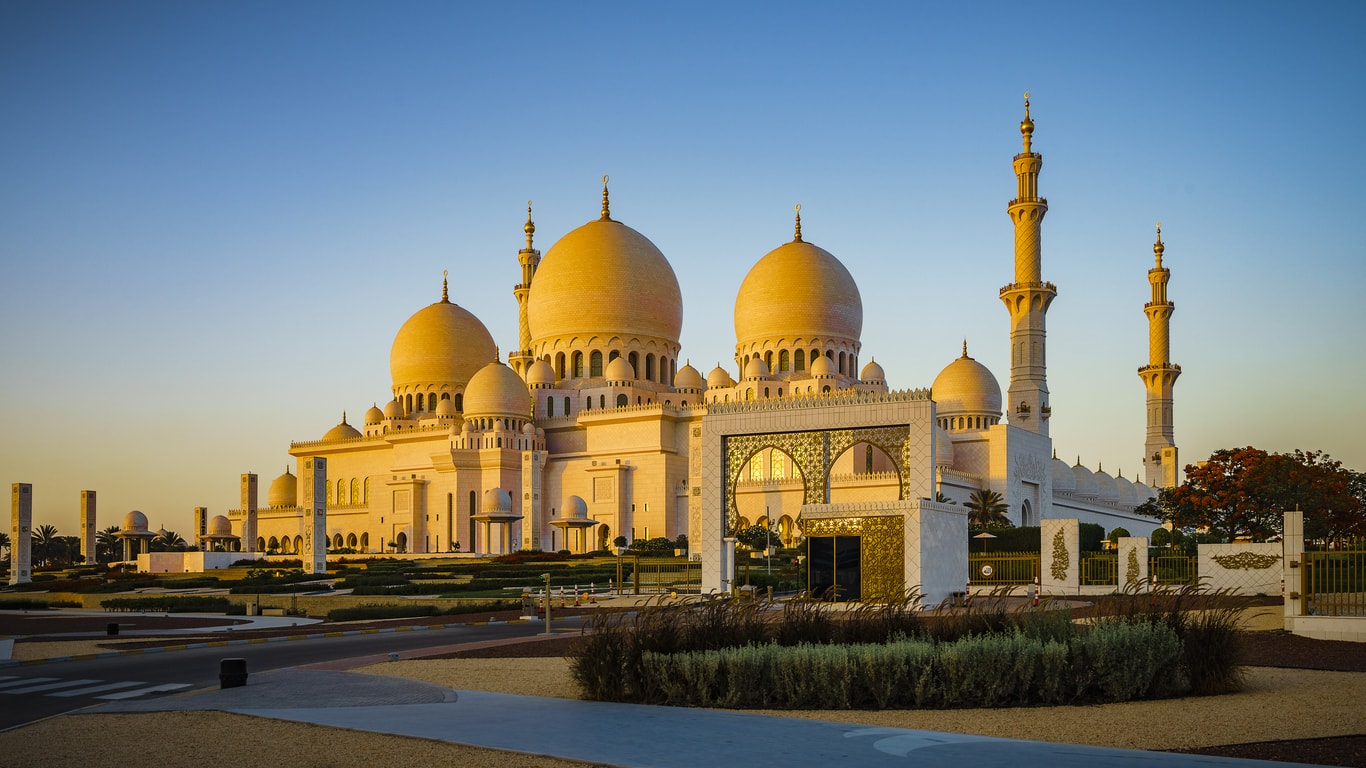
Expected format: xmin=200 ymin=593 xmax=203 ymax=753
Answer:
xmin=1138 ymin=447 xmax=1362 ymax=542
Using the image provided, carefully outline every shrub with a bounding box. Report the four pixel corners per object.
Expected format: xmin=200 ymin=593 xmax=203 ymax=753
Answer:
xmin=0 ymin=598 xmax=53 ymax=611
xmin=100 ymin=596 xmax=233 ymax=613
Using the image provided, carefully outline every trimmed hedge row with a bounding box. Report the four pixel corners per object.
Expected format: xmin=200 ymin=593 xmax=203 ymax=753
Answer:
xmin=99 ymin=595 xmax=233 ymax=613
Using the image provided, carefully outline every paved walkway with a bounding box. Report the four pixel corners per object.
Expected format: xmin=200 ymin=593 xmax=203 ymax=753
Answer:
xmin=78 ymin=639 xmax=1307 ymax=768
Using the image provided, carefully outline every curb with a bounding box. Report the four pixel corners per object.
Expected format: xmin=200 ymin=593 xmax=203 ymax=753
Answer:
xmin=0 ymin=616 xmax=580 ymax=668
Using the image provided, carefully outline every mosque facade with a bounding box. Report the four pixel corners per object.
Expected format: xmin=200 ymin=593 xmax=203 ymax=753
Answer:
xmin=228 ymin=100 xmax=1176 ymax=562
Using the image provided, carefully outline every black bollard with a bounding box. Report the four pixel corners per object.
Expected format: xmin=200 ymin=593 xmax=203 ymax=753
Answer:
xmin=106 ymin=623 xmax=118 ymax=636
xmin=219 ymin=657 xmax=248 ymax=689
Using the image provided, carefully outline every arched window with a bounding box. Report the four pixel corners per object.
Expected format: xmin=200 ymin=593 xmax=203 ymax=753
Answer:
xmin=764 ymin=351 xmax=773 ymax=370
xmin=608 ymin=349 xmax=620 ymax=362
xmin=668 ymin=357 xmax=675 ymax=383
xmin=822 ymin=385 xmax=831 ymax=393
xmin=441 ymin=392 xmax=449 ymax=401
xmin=351 ymin=478 xmax=359 ymax=503
xmin=556 ymin=352 xmax=566 ymax=379
xmin=347 ymin=533 xmax=357 ymax=548
xmin=745 ymin=387 xmax=754 ymax=401
xmin=764 ymin=387 xmax=770 ymax=398
xmin=405 ymin=394 xmax=413 ymax=414
xmin=627 ymin=352 xmax=638 ymax=379
xmin=779 ymin=350 xmax=789 ymax=371
xmin=585 ymin=397 xmax=592 ymax=410
xmin=546 ymin=397 xmax=554 ymax=417
xmin=599 ymin=394 xmax=605 ymax=408
xmin=616 ymin=394 xmax=628 ymax=407
xmin=772 ymin=452 xmax=786 ymax=479
xmin=795 ymin=349 xmax=805 ymax=371
xmin=573 ymin=351 xmax=584 ymax=378
xmin=361 ymin=532 xmax=369 ymax=551
xmin=838 ymin=351 xmax=846 ymax=375
xmin=326 ymin=483 xmax=333 ymax=504
xmin=336 ymin=479 xmax=345 ymax=504
xmin=777 ymin=388 xmax=783 ymax=397
xmin=363 ymin=478 xmax=370 ymax=502
xmin=590 ymin=351 xmax=603 ymax=377
xmin=455 ymin=393 xmax=463 ymax=411
xmin=751 ymin=453 xmax=763 ymax=481
xmin=865 ymin=445 xmax=874 ymax=474
xmin=646 ymin=353 xmax=655 ymax=381
xmin=428 ymin=393 xmax=436 ymax=411
xmin=564 ymin=396 xmax=571 ymax=414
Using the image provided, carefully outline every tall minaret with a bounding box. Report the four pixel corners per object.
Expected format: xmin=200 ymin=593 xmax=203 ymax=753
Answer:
xmin=510 ymin=202 xmax=540 ymax=376
xmin=1139 ymin=224 xmax=1181 ymax=487
xmin=1001 ymin=93 xmax=1056 ymax=435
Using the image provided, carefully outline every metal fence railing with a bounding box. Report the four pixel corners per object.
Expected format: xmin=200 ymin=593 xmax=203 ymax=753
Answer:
xmin=1149 ymin=554 xmax=1198 ymax=585
xmin=1080 ymin=555 xmax=1118 ymax=586
xmin=1303 ymin=538 xmax=1366 ymax=617
xmin=968 ymin=552 xmax=1039 ymax=585
xmin=617 ymin=556 xmax=702 ymax=595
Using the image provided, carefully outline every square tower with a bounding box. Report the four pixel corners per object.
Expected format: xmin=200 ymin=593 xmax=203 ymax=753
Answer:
xmin=300 ymin=458 xmax=327 ymax=574
xmin=240 ymin=473 xmax=258 ymax=553
xmin=80 ymin=490 xmax=96 ymax=565
xmin=10 ymin=484 xmax=32 ymax=585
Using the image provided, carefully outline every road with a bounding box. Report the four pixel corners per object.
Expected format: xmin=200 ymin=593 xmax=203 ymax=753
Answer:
xmin=0 ymin=619 xmax=571 ymax=731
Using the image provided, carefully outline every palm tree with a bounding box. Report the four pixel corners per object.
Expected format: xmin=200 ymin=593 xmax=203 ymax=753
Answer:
xmin=152 ymin=529 xmax=187 ymax=552
xmin=0 ymin=531 xmax=9 ymax=563
xmin=32 ymin=524 xmax=59 ymax=568
xmin=965 ymin=489 xmax=1011 ymax=528
xmin=97 ymin=525 xmax=121 ymax=562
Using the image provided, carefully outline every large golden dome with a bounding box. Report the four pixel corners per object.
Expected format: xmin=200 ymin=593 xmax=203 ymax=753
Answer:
xmin=463 ymin=361 xmax=532 ymax=419
xmin=931 ymin=345 xmax=1002 ymax=417
xmin=389 ymin=286 xmax=496 ymax=395
xmin=734 ymin=238 xmax=862 ymax=349
xmin=528 ymin=218 xmax=682 ymax=348
xmin=267 ymin=468 xmax=297 ymax=507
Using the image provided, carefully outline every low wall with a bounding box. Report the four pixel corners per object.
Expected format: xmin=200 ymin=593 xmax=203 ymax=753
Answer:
xmin=1284 ymin=615 xmax=1366 ymax=643
xmin=1197 ymin=543 xmax=1282 ymax=596
xmin=36 ymin=591 xmax=520 ymax=615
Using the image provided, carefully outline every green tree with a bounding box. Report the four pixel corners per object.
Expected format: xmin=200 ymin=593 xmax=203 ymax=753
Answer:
xmin=1107 ymin=527 xmax=1131 ymax=546
xmin=1146 ymin=447 xmax=1362 ymax=541
xmin=0 ymin=531 xmax=9 ymax=563
xmin=97 ymin=525 xmax=122 ymax=562
xmin=735 ymin=524 xmax=776 ymax=551
xmin=965 ymin=489 xmax=1010 ymax=528
xmin=32 ymin=524 xmax=59 ymax=568
xmin=152 ymin=529 xmax=187 ymax=552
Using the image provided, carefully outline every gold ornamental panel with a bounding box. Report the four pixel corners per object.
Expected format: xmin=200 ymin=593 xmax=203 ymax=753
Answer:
xmin=825 ymin=426 xmax=912 ymax=501
xmin=800 ymin=515 xmax=904 ymax=603
xmin=724 ymin=432 xmax=825 ymax=533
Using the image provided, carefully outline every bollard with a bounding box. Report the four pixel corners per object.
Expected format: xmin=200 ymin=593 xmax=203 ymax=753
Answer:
xmin=219 ymin=658 xmax=248 ymax=689
xmin=106 ymin=622 xmax=119 ymax=637
xmin=1032 ymin=577 xmax=1039 ymax=607
xmin=963 ymin=579 xmax=971 ymax=607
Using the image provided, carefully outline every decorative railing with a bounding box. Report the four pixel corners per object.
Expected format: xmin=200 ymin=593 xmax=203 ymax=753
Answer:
xmin=707 ymin=387 xmax=931 ymax=415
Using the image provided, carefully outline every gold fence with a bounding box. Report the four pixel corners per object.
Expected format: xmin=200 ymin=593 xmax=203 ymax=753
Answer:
xmin=1149 ymin=554 xmax=1198 ymax=585
xmin=1303 ymin=539 xmax=1366 ymax=617
xmin=1080 ymin=555 xmax=1118 ymax=586
xmin=616 ymin=556 xmax=703 ymax=595
xmin=968 ymin=552 xmax=1039 ymax=585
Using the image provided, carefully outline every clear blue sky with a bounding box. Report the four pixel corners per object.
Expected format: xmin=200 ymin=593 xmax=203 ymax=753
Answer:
xmin=3 ymin=1 xmax=1364 ymax=535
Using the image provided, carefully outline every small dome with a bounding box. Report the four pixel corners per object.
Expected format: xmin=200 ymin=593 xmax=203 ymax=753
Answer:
xmin=564 ymin=495 xmax=588 ymax=518
xmin=605 ymin=356 xmax=635 ymax=381
xmin=860 ymin=358 xmax=885 ymax=383
xmin=810 ymin=353 xmax=835 ymax=376
xmin=121 ymin=510 xmax=148 ymax=532
xmin=208 ymin=515 xmax=233 ymax=536
xmin=1051 ymin=457 xmax=1076 ymax=492
xmin=323 ymin=415 xmax=362 ymax=441
xmin=268 ymin=469 xmax=297 ymax=507
xmin=706 ymin=365 xmax=734 ymax=389
xmin=674 ymin=362 xmax=703 ymax=390
xmin=734 ymin=238 xmax=862 ymax=349
xmin=1093 ymin=468 xmax=1119 ymax=502
xmin=932 ymin=345 xmax=1002 ymax=417
xmin=743 ymin=356 xmax=770 ymax=379
xmin=364 ymin=404 xmax=384 ymax=425
xmin=383 ymin=399 xmax=402 ymax=419
xmin=526 ymin=359 xmax=556 ymax=387
xmin=434 ymin=397 xmax=457 ymax=417
xmin=1136 ymin=482 xmax=1158 ymax=502
xmin=463 ymin=361 xmax=531 ymax=419
xmin=1114 ymin=474 xmax=1138 ymax=505
xmin=390 ymin=290 xmax=497 ymax=394
xmin=934 ymin=426 xmax=953 ymax=466
xmin=481 ymin=488 xmax=514 ymax=515
xmin=1072 ymin=462 xmax=1099 ymax=497
xmin=522 ymin=421 xmax=536 ymax=435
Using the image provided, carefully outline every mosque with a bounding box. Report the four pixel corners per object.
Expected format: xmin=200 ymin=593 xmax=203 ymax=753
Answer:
xmin=226 ymin=99 xmax=1178 ymax=573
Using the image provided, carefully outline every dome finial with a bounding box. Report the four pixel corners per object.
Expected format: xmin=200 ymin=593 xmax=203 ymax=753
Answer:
xmin=1021 ymin=91 xmax=1035 ymax=153
xmin=341 ymin=410 xmax=348 ymax=425
xmin=793 ymin=204 xmax=803 ymax=242
xmin=524 ymin=201 xmax=536 ymax=250
xmin=1154 ymin=221 xmax=1165 ymax=268
xmin=600 ymin=174 xmax=611 ymax=221
xmin=1052 ymin=448 xmax=1058 ymax=460
xmin=441 ymin=270 xmax=449 ymax=302
xmin=962 ymin=339 xmax=968 ymax=358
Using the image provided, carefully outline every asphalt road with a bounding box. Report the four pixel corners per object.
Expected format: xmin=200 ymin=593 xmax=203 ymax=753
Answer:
xmin=0 ymin=619 xmax=569 ymax=731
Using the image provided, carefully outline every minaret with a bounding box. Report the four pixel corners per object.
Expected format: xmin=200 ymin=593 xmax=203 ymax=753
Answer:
xmin=1139 ymin=224 xmax=1181 ymax=487
xmin=510 ymin=202 xmax=541 ymax=375
xmin=1000 ymin=93 xmax=1056 ymax=435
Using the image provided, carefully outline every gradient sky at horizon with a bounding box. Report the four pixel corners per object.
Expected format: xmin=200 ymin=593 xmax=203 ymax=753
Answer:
xmin=2 ymin=1 xmax=1364 ymax=536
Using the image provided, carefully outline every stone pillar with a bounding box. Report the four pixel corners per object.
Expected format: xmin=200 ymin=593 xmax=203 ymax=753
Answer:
xmin=521 ymin=450 xmax=546 ymax=552
xmin=720 ymin=537 xmax=737 ymax=594
xmin=1118 ymin=536 xmax=1150 ymax=590
xmin=10 ymin=484 xmax=32 ymax=585
xmin=193 ymin=507 xmax=208 ymax=551
xmin=300 ymin=458 xmax=327 ymax=574
xmin=1040 ymin=518 xmax=1078 ymax=595
xmin=1283 ymin=509 xmax=1304 ymax=628
xmin=80 ymin=490 xmax=96 ymax=565
xmin=240 ymin=473 xmax=258 ymax=553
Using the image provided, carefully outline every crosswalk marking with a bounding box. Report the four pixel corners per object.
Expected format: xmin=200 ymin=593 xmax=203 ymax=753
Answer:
xmin=0 ymin=677 xmax=58 ymax=690
xmin=96 ymin=683 xmax=191 ymax=700
xmin=1 ymin=678 xmax=100 ymax=695
xmin=47 ymin=681 xmax=147 ymax=697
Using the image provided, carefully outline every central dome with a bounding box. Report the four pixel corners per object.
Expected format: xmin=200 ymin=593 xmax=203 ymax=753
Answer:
xmin=390 ymin=285 xmax=497 ymax=396
xmin=527 ymin=218 xmax=683 ymax=347
xmin=734 ymin=239 xmax=862 ymax=348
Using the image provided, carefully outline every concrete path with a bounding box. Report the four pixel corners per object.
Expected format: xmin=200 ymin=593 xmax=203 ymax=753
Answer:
xmin=84 ymin=668 xmax=1309 ymax=767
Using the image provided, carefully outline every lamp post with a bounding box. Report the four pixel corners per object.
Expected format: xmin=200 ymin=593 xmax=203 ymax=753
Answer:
xmin=541 ymin=572 xmax=552 ymax=635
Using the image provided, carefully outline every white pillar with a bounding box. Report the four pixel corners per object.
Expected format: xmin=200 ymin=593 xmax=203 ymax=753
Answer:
xmin=1040 ymin=518 xmax=1078 ymax=595
xmin=1118 ymin=536 xmax=1150 ymax=589
xmin=10 ymin=484 xmax=32 ymax=584
xmin=1283 ymin=510 xmax=1305 ymax=629
xmin=80 ymin=490 xmax=96 ymax=565
xmin=300 ymin=458 xmax=327 ymax=574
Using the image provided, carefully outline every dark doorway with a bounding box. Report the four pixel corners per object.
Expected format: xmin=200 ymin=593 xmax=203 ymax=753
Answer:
xmin=806 ymin=535 xmax=861 ymax=601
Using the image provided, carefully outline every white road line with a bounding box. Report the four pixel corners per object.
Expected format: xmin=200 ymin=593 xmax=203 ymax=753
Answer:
xmin=48 ymin=680 xmax=146 ymax=697
xmin=0 ymin=677 xmax=58 ymax=690
xmin=95 ymin=683 xmax=192 ymax=700
xmin=1 ymin=678 xmax=100 ymax=694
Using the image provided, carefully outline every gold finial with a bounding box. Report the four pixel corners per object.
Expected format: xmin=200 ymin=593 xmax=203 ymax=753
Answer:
xmin=1075 ymin=455 xmax=1082 ymax=466
xmin=341 ymin=411 xmax=347 ymax=425
xmin=793 ymin=204 xmax=803 ymax=242
xmin=1052 ymin=448 xmax=1058 ymax=460
xmin=962 ymin=339 xmax=968 ymax=357
xmin=524 ymin=201 xmax=535 ymax=249
xmin=1154 ymin=222 xmax=1165 ymax=267
xmin=441 ymin=270 xmax=449 ymax=302
xmin=1021 ymin=91 xmax=1035 ymax=152
xmin=600 ymin=174 xmax=611 ymax=220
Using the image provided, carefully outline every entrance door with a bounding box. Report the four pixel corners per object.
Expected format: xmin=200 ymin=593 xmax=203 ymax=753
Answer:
xmin=806 ymin=535 xmax=861 ymax=601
